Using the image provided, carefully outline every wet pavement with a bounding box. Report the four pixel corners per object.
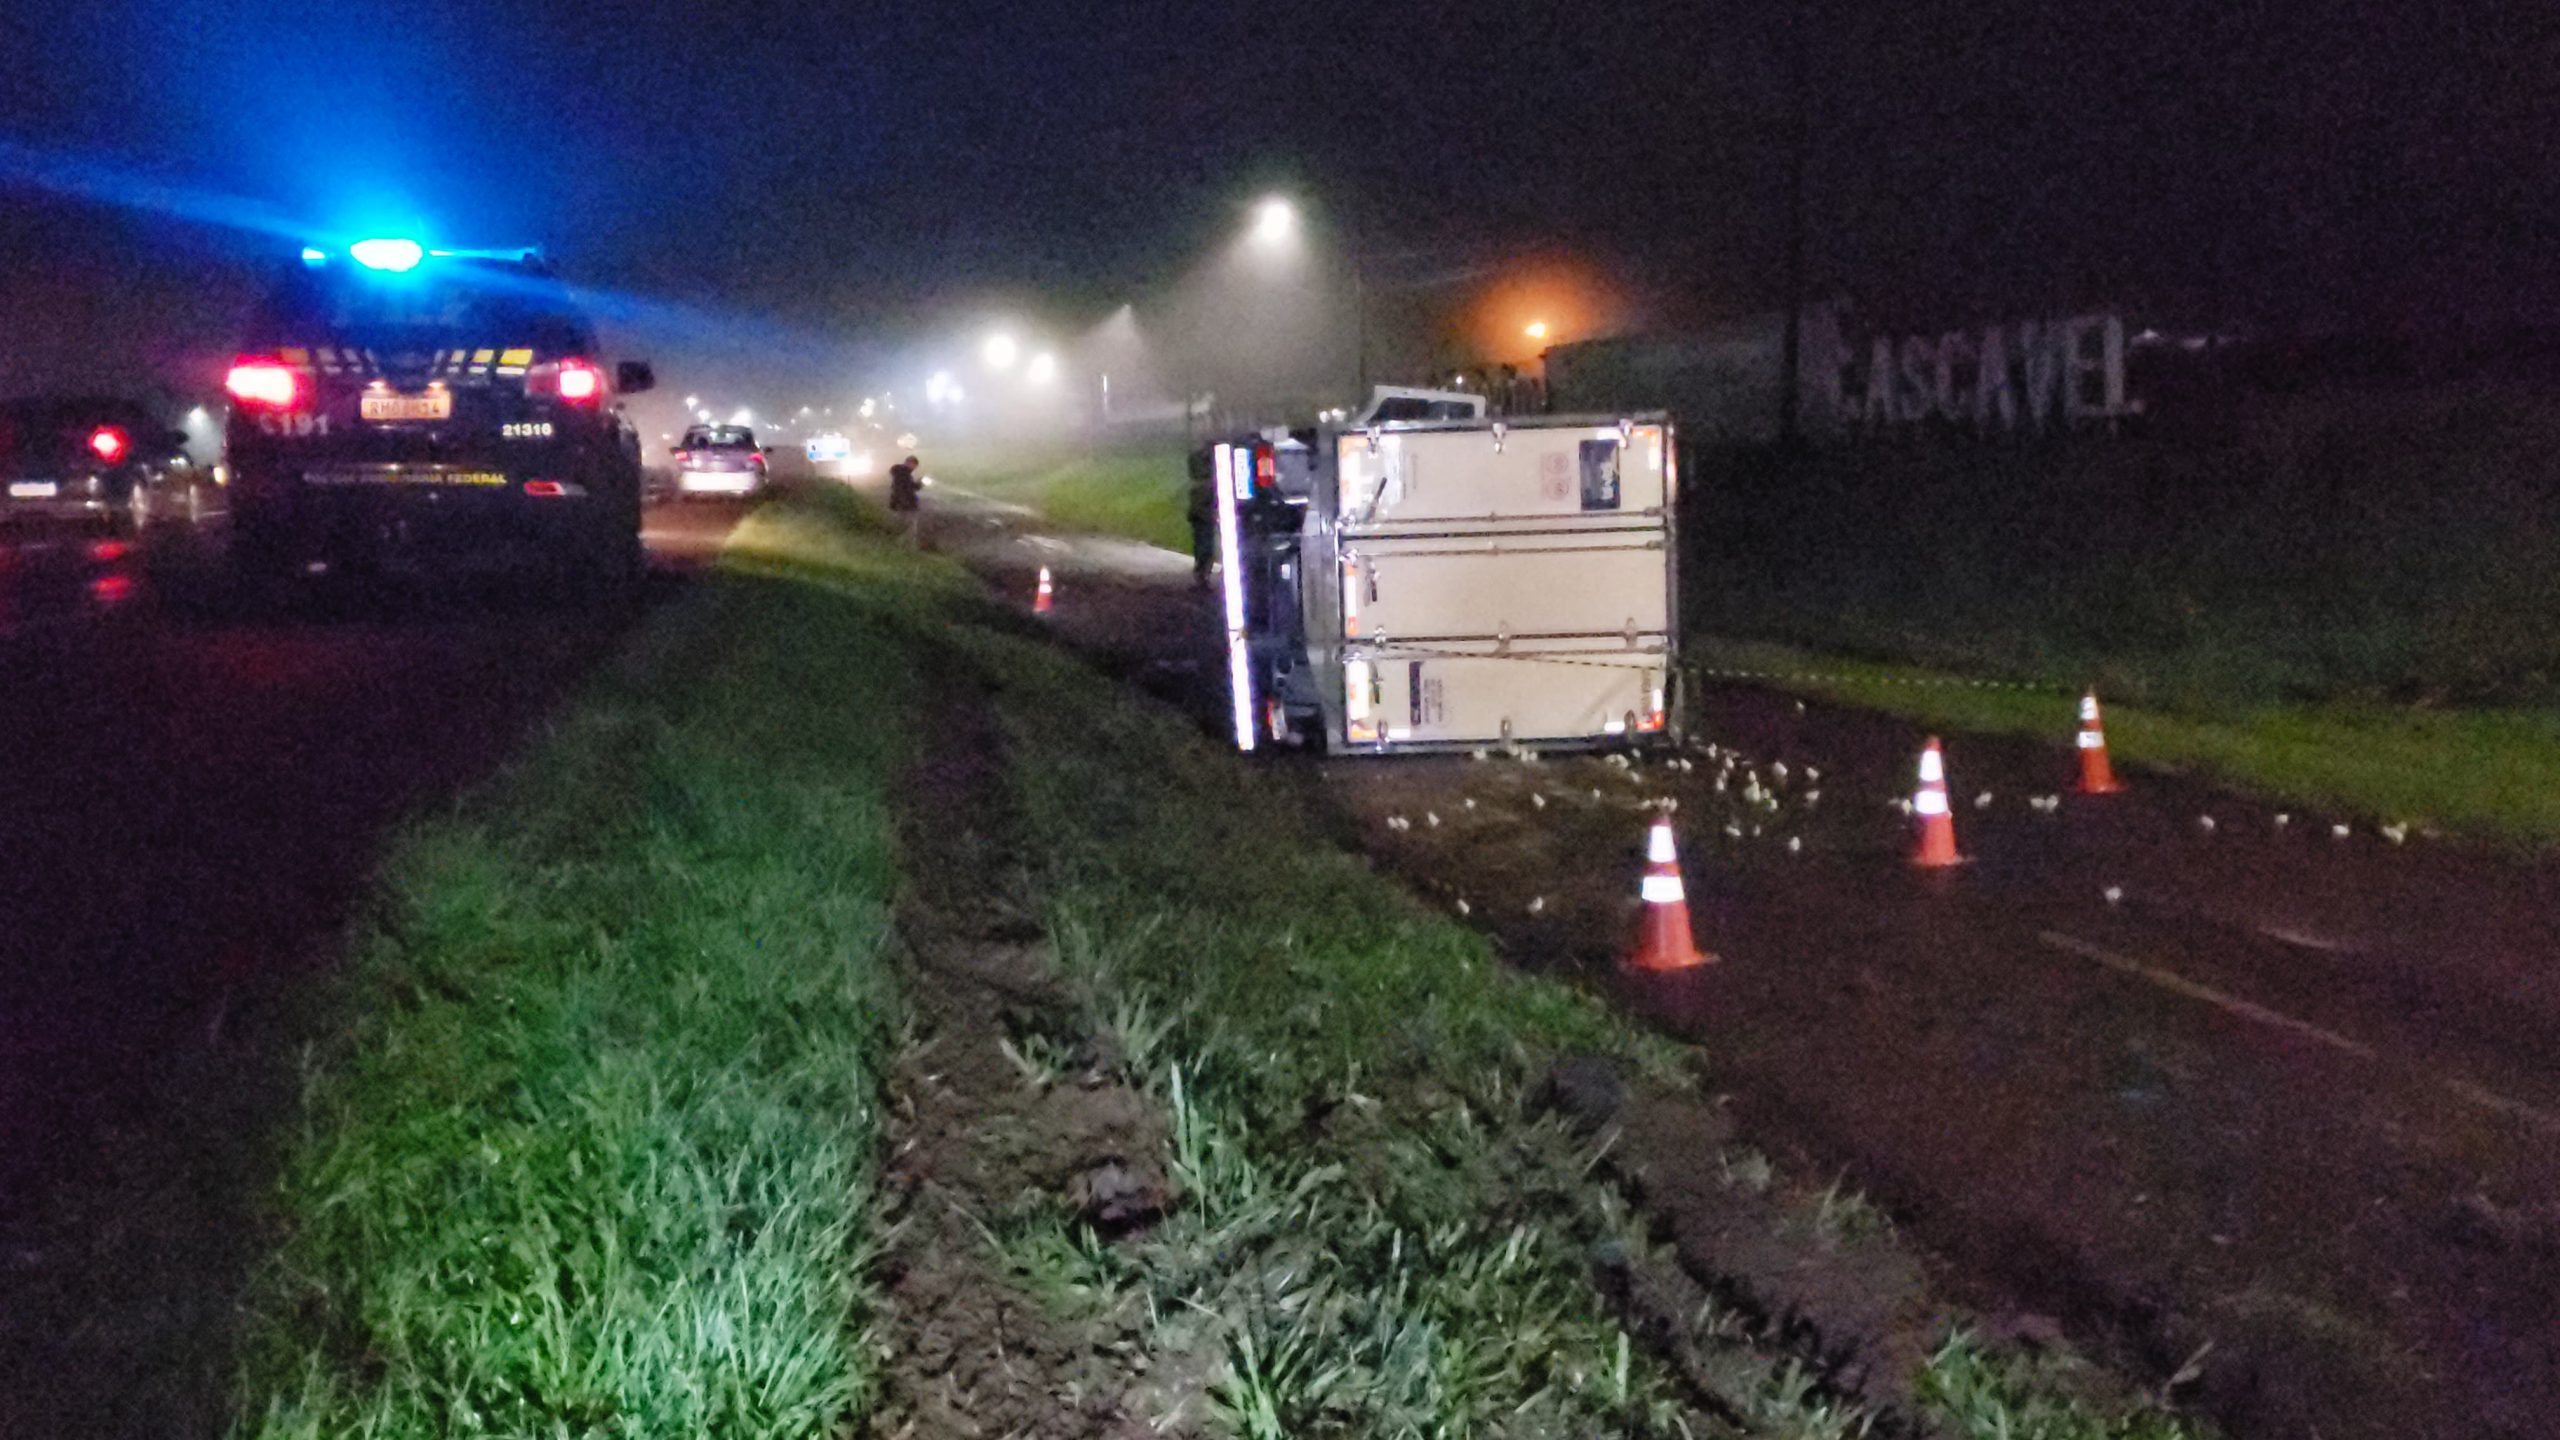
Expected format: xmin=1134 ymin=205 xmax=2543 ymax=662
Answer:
xmin=0 ymin=499 xmax=745 ymax=1216
xmin=905 ymin=475 xmax=2560 ymax=1440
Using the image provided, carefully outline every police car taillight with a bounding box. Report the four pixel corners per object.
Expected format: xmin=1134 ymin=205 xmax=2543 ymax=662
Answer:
xmin=88 ymin=426 xmax=128 ymax=463
xmin=555 ymin=359 xmax=603 ymax=404
xmin=225 ymin=358 xmax=302 ymax=409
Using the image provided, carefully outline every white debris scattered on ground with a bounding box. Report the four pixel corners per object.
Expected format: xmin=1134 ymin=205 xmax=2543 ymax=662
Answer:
xmin=2381 ymin=822 xmax=2408 ymax=845
xmin=1527 ymin=896 xmax=1546 ymax=914
xmin=2105 ymin=885 xmax=2125 ymax=905
xmin=2332 ymin=823 xmax=2352 ymax=840
xmin=2198 ymin=815 xmax=2218 ymax=833
xmin=1786 ymin=836 xmax=1803 ymax=853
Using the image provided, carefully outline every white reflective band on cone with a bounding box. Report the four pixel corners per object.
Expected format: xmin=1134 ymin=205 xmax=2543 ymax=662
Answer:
xmin=2078 ymin=730 xmax=2105 ymax=749
xmin=1647 ymin=823 xmax=1678 ymax=864
xmin=2081 ymin=696 xmax=2101 ymax=722
xmin=1918 ymin=749 xmax=1945 ymax=783
xmin=1641 ymin=873 xmax=1686 ymax=904
xmin=1915 ymin=790 xmax=1951 ymax=816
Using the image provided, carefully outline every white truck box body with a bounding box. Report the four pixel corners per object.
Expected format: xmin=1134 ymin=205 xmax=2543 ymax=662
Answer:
xmin=1305 ymin=415 xmax=1677 ymax=752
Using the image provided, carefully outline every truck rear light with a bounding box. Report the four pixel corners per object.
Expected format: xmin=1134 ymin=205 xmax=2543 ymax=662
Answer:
xmin=88 ymin=426 xmax=128 ymax=463
xmin=555 ymin=360 xmax=603 ymax=404
xmin=225 ymin=358 xmax=302 ymax=409
xmin=524 ymin=480 xmax=566 ymax=497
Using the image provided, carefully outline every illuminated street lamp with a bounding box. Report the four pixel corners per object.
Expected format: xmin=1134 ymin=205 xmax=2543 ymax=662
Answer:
xmin=1025 ymin=351 xmax=1058 ymax=385
xmin=1249 ymin=195 xmax=1297 ymax=250
xmin=1524 ymin=320 xmax=1551 ymax=341
xmin=981 ymin=332 xmax=1020 ymax=372
xmin=683 ymin=394 xmax=699 ymax=409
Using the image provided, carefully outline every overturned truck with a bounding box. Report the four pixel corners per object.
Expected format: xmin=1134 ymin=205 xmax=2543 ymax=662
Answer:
xmin=1212 ymin=390 xmax=1680 ymax=754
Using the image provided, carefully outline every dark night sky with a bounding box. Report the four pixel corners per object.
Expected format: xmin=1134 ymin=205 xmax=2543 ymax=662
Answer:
xmin=2 ymin=0 xmax=2555 ymax=402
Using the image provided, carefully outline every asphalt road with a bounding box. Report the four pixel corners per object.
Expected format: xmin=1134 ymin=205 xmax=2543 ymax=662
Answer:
xmin=0 ymin=499 xmax=745 ymax=1216
xmin=904 ymin=474 xmax=2560 ymax=1440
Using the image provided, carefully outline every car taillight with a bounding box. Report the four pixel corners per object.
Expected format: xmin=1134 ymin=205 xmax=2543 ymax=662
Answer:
xmin=88 ymin=426 xmax=128 ymax=463
xmin=556 ymin=359 xmax=603 ymax=404
xmin=671 ymin=449 xmax=690 ymax=466
xmin=225 ymin=358 xmax=301 ymax=409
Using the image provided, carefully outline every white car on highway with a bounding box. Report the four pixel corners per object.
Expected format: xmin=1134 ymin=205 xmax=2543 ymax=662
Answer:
xmin=668 ymin=424 xmax=768 ymax=499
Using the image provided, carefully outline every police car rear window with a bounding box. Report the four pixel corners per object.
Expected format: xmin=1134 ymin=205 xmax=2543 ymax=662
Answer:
xmin=682 ymin=427 xmax=756 ymax=449
xmin=250 ymin=261 xmax=593 ymax=350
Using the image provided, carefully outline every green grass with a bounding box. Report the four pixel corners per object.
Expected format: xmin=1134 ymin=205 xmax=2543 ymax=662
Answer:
xmin=939 ymin=602 xmax=2203 ymax=1437
xmin=1687 ymin=384 xmax=2560 ymax=714
xmin=929 ymin=438 xmax=1193 ymax=552
xmin=231 ymin=506 xmax=925 ymax=1437
xmin=213 ymin=491 xmax=2207 ymax=1438
xmin=1698 ymin=637 xmax=2560 ymax=847
xmin=1678 ymin=385 xmax=2560 ymax=845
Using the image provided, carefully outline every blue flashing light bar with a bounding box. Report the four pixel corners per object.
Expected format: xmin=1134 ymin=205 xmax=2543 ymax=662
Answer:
xmin=348 ymin=237 xmax=427 ymax=273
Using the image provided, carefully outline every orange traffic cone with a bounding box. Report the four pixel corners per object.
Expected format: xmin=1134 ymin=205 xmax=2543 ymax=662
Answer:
xmin=1912 ymin=736 xmax=1965 ymax=868
xmin=2074 ymin=692 xmax=2124 ymax=794
xmin=1627 ymin=816 xmax=1713 ymax=971
xmin=1033 ymin=566 xmax=1054 ymax=615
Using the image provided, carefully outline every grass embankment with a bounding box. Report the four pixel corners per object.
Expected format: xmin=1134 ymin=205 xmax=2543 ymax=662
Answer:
xmin=1699 ymin=637 xmax=2560 ymax=847
xmin=231 ymin=508 xmax=934 ymax=1436
xmin=931 ymin=437 xmax=1193 ymax=552
xmin=943 ymin=592 xmax=2201 ymax=1435
xmin=1679 ymin=383 xmax=2560 ymax=846
xmin=229 ymin=492 xmax=2202 ymax=1437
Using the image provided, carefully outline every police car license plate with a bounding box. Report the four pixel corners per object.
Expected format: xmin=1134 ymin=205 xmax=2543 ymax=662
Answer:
xmin=7 ymin=481 xmax=58 ymax=499
xmin=360 ymin=392 xmax=452 ymax=422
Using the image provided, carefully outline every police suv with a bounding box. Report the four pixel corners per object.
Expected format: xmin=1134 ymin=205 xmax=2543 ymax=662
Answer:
xmin=224 ymin=239 xmax=655 ymax=590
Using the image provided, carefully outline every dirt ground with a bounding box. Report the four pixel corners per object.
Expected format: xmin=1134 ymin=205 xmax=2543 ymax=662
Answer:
xmin=1333 ymin=700 xmax=2560 ymax=1440
xmin=873 ymin=668 xmax=1208 ymax=1439
xmin=911 ymin=481 xmax=2560 ymax=1440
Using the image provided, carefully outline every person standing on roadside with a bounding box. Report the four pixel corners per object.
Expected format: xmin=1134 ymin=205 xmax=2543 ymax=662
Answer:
xmin=887 ymin=453 xmax=923 ymax=547
xmin=1185 ymin=443 xmax=1217 ymax=588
